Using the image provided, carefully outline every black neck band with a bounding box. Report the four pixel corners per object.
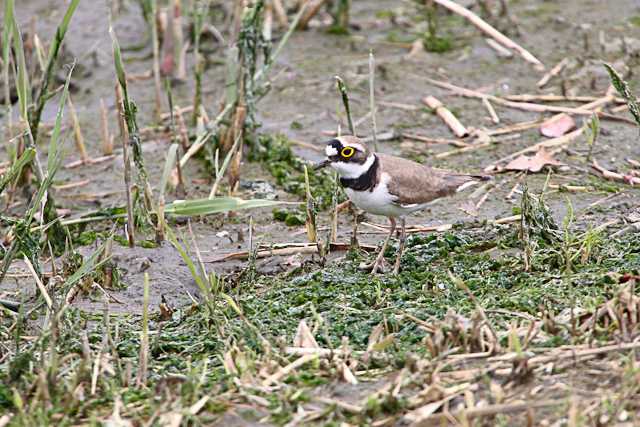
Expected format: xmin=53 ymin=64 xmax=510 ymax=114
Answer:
xmin=340 ymin=155 xmax=378 ymax=192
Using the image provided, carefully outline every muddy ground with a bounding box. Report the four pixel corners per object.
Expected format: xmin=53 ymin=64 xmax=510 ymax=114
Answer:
xmin=2 ymin=0 xmax=640 ymax=425
xmin=4 ymin=0 xmax=638 ymax=311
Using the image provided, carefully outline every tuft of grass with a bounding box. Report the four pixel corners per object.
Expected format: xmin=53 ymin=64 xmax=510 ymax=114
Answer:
xmin=327 ymin=0 xmax=351 ymax=35
xmin=109 ymin=26 xmax=153 ymax=245
xmin=0 ymin=64 xmax=75 ymax=284
xmin=421 ymin=1 xmax=454 ymax=53
xmin=586 ymin=113 xmax=600 ymax=162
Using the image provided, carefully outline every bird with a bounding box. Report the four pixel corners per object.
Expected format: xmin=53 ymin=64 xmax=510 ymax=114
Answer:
xmin=315 ymin=135 xmax=490 ymax=274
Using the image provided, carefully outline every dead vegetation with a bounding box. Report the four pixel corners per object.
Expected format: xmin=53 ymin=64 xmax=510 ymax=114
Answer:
xmin=1 ymin=0 xmax=640 ymax=425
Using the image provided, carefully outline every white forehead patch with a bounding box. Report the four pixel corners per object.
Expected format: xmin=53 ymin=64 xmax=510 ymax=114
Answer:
xmin=326 ymin=145 xmax=338 ymax=157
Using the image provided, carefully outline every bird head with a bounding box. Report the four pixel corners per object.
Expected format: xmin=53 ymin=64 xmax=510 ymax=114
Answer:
xmin=314 ymin=136 xmax=373 ymax=178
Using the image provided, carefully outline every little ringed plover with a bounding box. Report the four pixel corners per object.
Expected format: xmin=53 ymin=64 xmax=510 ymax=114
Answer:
xmin=315 ymin=135 xmax=490 ymax=274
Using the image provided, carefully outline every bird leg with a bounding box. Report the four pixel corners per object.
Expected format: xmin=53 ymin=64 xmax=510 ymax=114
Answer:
xmin=360 ymin=217 xmax=396 ymax=273
xmin=349 ymin=203 xmax=360 ymax=249
xmin=393 ymin=217 xmax=406 ymax=275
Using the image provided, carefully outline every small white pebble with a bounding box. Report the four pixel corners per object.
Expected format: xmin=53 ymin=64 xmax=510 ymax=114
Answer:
xmin=618 ymin=410 xmax=629 ymax=422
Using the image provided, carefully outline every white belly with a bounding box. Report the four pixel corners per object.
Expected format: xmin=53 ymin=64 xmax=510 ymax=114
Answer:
xmin=345 ymin=173 xmax=429 ymax=218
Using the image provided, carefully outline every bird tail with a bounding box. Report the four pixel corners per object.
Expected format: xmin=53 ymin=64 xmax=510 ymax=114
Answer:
xmin=456 ymin=174 xmax=492 ymax=192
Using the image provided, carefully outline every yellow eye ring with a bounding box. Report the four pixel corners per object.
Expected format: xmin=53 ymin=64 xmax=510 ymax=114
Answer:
xmin=341 ymin=146 xmax=355 ymax=158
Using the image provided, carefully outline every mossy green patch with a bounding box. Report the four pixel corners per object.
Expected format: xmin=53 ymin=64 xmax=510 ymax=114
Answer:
xmin=236 ymin=226 xmax=640 ymax=352
xmin=249 ymin=134 xmax=339 ymax=210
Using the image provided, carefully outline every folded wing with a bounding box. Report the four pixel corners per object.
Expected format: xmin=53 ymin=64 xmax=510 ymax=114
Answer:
xmin=377 ymin=154 xmax=481 ymax=206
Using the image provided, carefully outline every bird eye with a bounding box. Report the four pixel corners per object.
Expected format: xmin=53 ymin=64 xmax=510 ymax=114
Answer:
xmin=341 ymin=147 xmax=355 ymax=158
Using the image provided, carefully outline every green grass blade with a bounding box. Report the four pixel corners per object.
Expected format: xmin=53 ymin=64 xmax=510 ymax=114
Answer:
xmin=165 ymin=226 xmax=208 ymax=294
xmin=2 ymin=0 xmax=13 ymax=68
xmin=22 ymin=65 xmax=74 ymax=225
xmin=30 ymin=0 xmax=79 ymax=144
xmin=159 ymin=143 xmax=179 ymax=198
xmin=164 ymin=197 xmax=286 ymax=216
xmin=604 ymin=63 xmax=640 ymax=127
xmin=47 ymin=64 xmax=75 ymax=174
xmin=43 ymin=0 xmax=79 ymax=93
xmin=10 ymin=5 xmax=31 ymax=122
xmin=109 ymin=25 xmax=128 ymax=94
xmin=0 ymin=148 xmax=35 ymax=194
xmin=56 ymin=241 xmax=110 ymax=318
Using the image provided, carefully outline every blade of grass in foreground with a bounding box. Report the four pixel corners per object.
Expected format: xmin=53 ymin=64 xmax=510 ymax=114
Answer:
xmin=604 ymin=63 xmax=640 ymax=127
xmin=29 ymin=0 xmax=80 ymax=143
xmin=2 ymin=0 xmax=14 ymax=137
xmin=164 ymin=197 xmax=287 ymax=217
xmin=9 ymin=1 xmax=31 ymax=124
xmin=165 ymin=226 xmax=215 ymax=317
xmin=26 ymin=64 xmax=75 ymax=226
xmin=0 ymin=65 xmax=75 ymax=285
xmin=0 ymin=148 xmax=35 ymax=194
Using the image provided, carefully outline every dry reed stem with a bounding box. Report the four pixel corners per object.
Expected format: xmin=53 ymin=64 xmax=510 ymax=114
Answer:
xmin=174 ymin=105 xmax=190 ymax=150
xmin=426 ymin=78 xmax=630 ymax=122
xmin=23 ymin=255 xmax=52 ymax=309
xmin=203 ymin=242 xmax=377 ymax=262
xmin=485 ymin=127 xmax=585 ymax=172
xmin=67 ymin=95 xmax=88 ymax=163
xmin=485 ymin=119 xmax=544 ymax=136
xmin=379 ymin=100 xmax=420 ymax=111
xmin=65 ymin=154 xmax=115 ymax=170
xmin=316 ymin=397 xmax=363 ymax=414
xmin=484 ymin=37 xmax=513 ymax=57
xmin=433 ymin=0 xmax=544 ymax=70
xmin=612 ymin=104 xmax=628 ymax=113
xmin=402 ymin=133 xmax=468 ymax=147
xmin=179 ymin=103 xmax=233 ymax=168
xmin=504 ymin=94 xmax=624 ymax=103
xmin=298 ymin=0 xmax=329 ymax=29
xmin=591 ymin=159 xmax=640 ymax=185
xmin=409 ymin=400 xmax=560 ymax=426
xmin=369 ymin=52 xmax=379 ymax=151
xmin=151 ymin=0 xmax=162 ymax=120
xmin=537 ymin=58 xmax=569 ymax=88
xmin=100 ymin=98 xmax=113 ymax=155
xmin=262 ymin=354 xmax=318 ymax=387
xmin=423 ymin=96 xmax=468 ymax=138
xmin=435 ymin=141 xmax=491 ymax=159
xmin=136 ymin=272 xmax=150 ymax=387
xmin=482 ymin=97 xmax=500 ymax=124
xmin=172 ymin=0 xmax=187 ymax=81
xmin=361 ymin=214 xmax=521 ymax=234
xmin=264 ymin=0 xmax=273 ymax=41
xmin=226 ymin=104 xmax=247 ymax=193
xmin=272 ymin=0 xmax=288 ymax=26
xmin=53 ymin=179 xmax=90 ymax=190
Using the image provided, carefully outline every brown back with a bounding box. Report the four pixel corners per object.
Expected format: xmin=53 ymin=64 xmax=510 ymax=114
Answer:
xmin=378 ymin=154 xmax=473 ymax=205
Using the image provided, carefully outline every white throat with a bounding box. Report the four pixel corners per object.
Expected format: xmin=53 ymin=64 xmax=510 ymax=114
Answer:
xmin=330 ymin=154 xmax=375 ymax=179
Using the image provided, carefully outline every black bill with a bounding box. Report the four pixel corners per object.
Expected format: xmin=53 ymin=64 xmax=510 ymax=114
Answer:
xmin=314 ymin=159 xmax=330 ymax=170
